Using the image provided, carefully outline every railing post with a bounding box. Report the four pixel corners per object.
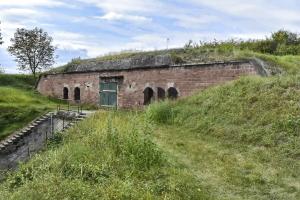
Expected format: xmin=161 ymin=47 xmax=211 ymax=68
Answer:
xmin=50 ymin=113 xmax=53 ymax=135
xmin=62 ymin=117 xmax=65 ymax=130
xmin=28 ymin=146 xmax=30 ymax=158
xmin=45 ymin=131 xmax=48 ymax=149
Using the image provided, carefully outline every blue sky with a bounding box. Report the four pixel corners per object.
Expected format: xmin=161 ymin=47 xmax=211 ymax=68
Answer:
xmin=0 ymin=0 xmax=300 ymax=73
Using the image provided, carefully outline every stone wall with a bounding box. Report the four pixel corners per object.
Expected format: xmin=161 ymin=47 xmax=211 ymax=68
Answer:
xmin=37 ymin=61 xmax=261 ymax=108
xmin=0 ymin=112 xmax=80 ymax=172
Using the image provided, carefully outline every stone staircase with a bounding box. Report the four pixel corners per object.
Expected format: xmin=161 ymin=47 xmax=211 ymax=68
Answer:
xmin=0 ymin=110 xmax=93 ymax=171
xmin=0 ymin=111 xmax=90 ymax=153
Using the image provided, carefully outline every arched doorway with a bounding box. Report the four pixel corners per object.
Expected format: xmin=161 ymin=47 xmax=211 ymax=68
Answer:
xmin=63 ymin=87 xmax=69 ymax=99
xmin=143 ymin=87 xmax=154 ymax=105
xmin=157 ymin=87 xmax=165 ymax=101
xmin=167 ymin=87 xmax=178 ymax=99
xmin=74 ymin=87 xmax=80 ymax=101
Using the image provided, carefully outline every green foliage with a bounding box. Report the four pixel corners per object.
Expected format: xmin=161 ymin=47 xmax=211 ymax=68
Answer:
xmin=170 ymin=52 xmax=184 ymax=64
xmin=272 ymin=30 xmax=300 ymax=46
xmin=8 ymin=27 xmax=56 ymax=77
xmin=184 ymin=29 xmax=300 ymax=56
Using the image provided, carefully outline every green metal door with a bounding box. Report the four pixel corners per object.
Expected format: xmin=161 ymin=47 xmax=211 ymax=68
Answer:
xmin=100 ymin=82 xmax=117 ymax=107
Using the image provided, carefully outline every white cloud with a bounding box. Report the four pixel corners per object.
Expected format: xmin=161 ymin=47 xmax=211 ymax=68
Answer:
xmin=189 ymin=0 xmax=300 ymax=30
xmin=81 ymin=0 xmax=156 ymax=24
xmin=0 ymin=0 xmax=67 ymax=7
xmin=52 ymin=31 xmax=107 ymax=58
xmin=78 ymin=0 xmax=159 ymax=13
xmin=230 ymin=33 xmax=269 ymax=40
xmin=53 ymin=31 xmax=92 ymax=50
xmin=0 ymin=8 xmax=42 ymax=17
xmin=174 ymin=14 xmax=219 ymax=28
xmin=97 ymin=12 xmax=152 ymax=23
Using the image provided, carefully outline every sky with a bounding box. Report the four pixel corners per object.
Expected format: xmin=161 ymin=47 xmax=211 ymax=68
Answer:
xmin=0 ymin=0 xmax=300 ymax=73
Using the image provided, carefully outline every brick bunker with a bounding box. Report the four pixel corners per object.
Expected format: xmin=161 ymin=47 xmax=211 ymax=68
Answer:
xmin=37 ymin=55 xmax=268 ymax=108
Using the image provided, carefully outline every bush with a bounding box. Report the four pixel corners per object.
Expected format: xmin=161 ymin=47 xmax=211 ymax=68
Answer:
xmin=183 ymin=29 xmax=300 ymax=57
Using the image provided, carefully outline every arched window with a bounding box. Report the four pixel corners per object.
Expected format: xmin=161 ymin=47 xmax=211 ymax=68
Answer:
xmin=74 ymin=87 xmax=80 ymax=101
xmin=157 ymin=87 xmax=165 ymax=101
xmin=167 ymin=87 xmax=178 ymax=99
xmin=63 ymin=87 xmax=69 ymax=99
xmin=143 ymin=87 xmax=154 ymax=105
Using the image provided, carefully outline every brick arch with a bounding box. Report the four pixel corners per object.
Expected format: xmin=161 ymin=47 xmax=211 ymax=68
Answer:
xmin=157 ymin=87 xmax=165 ymax=101
xmin=63 ymin=87 xmax=69 ymax=99
xmin=167 ymin=87 xmax=178 ymax=99
xmin=143 ymin=87 xmax=154 ymax=105
xmin=74 ymin=87 xmax=81 ymax=101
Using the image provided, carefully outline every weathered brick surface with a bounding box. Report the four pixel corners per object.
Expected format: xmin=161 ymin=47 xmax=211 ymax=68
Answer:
xmin=37 ymin=62 xmax=259 ymax=108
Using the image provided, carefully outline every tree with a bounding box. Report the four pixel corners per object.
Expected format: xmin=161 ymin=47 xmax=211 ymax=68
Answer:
xmin=8 ymin=27 xmax=56 ymax=78
xmin=272 ymin=29 xmax=300 ymax=45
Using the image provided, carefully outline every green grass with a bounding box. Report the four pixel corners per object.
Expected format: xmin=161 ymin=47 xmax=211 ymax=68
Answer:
xmin=0 ymin=74 xmax=59 ymax=140
xmin=0 ymin=112 xmax=209 ymax=199
xmin=147 ymin=76 xmax=300 ymax=199
xmin=0 ymin=74 xmax=37 ymax=90
xmin=1 ymin=74 xmax=300 ymax=199
xmin=236 ymin=51 xmax=300 ymax=75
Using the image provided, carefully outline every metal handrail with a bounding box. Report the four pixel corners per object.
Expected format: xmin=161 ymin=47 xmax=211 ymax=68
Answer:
xmin=57 ymin=99 xmax=83 ymax=114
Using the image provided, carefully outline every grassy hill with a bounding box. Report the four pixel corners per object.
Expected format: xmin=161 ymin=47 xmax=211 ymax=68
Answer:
xmin=0 ymin=59 xmax=300 ymax=199
xmin=0 ymin=74 xmax=59 ymax=140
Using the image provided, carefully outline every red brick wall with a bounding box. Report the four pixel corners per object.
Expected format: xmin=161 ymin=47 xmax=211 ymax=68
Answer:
xmin=37 ymin=62 xmax=258 ymax=108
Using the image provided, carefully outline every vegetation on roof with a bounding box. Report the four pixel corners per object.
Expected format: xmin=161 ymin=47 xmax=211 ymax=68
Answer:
xmin=49 ymin=29 xmax=300 ymax=74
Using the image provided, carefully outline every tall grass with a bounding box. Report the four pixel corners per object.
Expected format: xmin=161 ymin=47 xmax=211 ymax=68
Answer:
xmin=0 ymin=112 xmax=209 ymax=199
xmin=147 ymin=75 xmax=300 ymax=199
xmin=146 ymin=100 xmax=176 ymax=124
